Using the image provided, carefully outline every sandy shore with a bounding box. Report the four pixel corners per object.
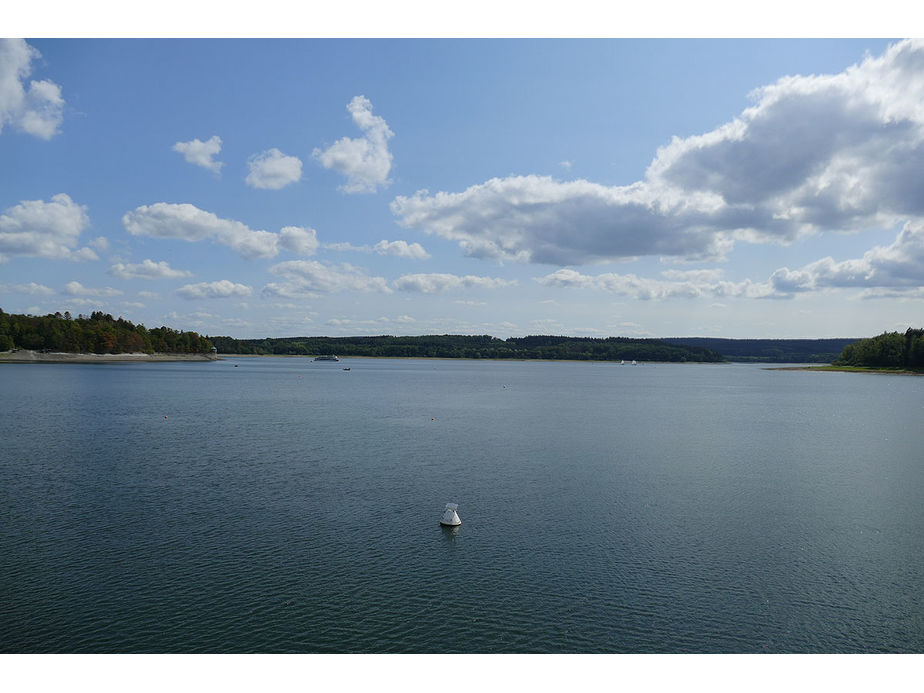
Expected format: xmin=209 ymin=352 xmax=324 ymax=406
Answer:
xmin=0 ymin=350 xmax=220 ymax=363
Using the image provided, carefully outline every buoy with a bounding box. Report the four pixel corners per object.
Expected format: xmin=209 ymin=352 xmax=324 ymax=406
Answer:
xmin=439 ymin=502 xmax=461 ymax=527
xmin=164 ymin=415 xmax=168 ymax=419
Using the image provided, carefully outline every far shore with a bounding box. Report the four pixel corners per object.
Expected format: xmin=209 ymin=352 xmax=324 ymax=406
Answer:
xmin=0 ymin=350 xmax=221 ymax=364
xmin=765 ymin=365 xmax=924 ymax=376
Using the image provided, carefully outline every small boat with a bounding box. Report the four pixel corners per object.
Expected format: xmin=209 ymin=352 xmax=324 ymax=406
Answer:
xmin=439 ymin=502 xmax=462 ymax=527
xmin=343 ymin=367 xmax=350 ymax=371
xmin=314 ymin=355 xmax=340 ymax=362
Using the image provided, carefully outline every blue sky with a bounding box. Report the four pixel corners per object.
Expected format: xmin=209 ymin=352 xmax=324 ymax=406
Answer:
xmin=5 ymin=33 xmax=923 ymax=340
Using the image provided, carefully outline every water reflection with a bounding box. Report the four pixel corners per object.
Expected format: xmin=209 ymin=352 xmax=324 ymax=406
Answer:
xmin=441 ymin=524 xmax=460 ymax=544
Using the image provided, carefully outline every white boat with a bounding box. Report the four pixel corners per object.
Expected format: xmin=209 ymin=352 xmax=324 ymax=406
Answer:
xmin=439 ymin=502 xmax=461 ymax=527
xmin=314 ymin=355 xmax=340 ymax=361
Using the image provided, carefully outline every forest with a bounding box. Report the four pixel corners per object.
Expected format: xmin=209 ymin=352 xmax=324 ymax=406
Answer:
xmin=0 ymin=309 xmax=214 ymax=354
xmin=832 ymin=329 xmax=924 ymax=370
xmin=663 ymin=337 xmax=859 ymax=363
xmin=207 ymin=333 xmax=726 ymax=362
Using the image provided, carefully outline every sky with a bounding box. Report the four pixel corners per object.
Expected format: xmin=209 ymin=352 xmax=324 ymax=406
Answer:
xmin=4 ymin=31 xmax=924 ymax=340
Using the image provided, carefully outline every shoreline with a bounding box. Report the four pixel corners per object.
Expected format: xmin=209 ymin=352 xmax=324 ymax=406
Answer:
xmin=765 ymin=365 xmax=924 ymax=376
xmin=0 ymin=350 xmax=221 ymax=364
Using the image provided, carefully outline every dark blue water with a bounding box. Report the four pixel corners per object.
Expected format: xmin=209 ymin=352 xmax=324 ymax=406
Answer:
xmin=1 ymin=358 xmax=922 ymax=653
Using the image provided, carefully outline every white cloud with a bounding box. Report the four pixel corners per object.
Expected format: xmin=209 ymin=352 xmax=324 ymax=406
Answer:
xmin=323 ymin=241 xmax=371 ymax=253
xmin=392 ymin=175 xmax=727 ymax=265
xmin=173 ymin=135 xmax=224 ymax=173
xmin=769 ymin=221 xmax=924 ymax=297
xmin=535 ymin=268 xmax=772 ymax=300
xmin=278 ymin=226 xmax=319 ymax=256
xmin=176 ymin=280 xmax=253 ymax=300
xmin=322 ymin=239 xmax=429 ymax=259
xmin=393 ymin=273 xmax=516 ymax=293
xmin=313 ymin=95 xmax=394 ymax=193
xmin=265 ymin=260 xmax=392 ymax=297
xmin=0 ymin=39 xmax=64 ymax=139
xmin=392 ymin=40 xmax=924 ymax=269
xmin=122 ymin=202 xmax=280 ymax=259
xmin=89 ymin=236 xmax=109 ymax=252
xmin=0 ymin=281 xmax=54 ymax=295
xmin=64 ymin=281 xmax=123 ymax=298
xmin=373 ymin=239 xmax=430 ymax=259
xmin=246 ymin=148 xmax=303 ymax=190
xmin=109 ymin=259 xmax=193 ymax=280
xmin=0 ymin=193 xmax=96 ymax=262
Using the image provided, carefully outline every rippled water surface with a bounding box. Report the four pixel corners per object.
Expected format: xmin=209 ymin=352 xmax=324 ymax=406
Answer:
xmin=1 ymin=358 xmax=922 ymax=652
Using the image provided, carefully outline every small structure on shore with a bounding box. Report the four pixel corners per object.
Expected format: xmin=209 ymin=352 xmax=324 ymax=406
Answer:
xmin=439 ymin=502 xmax=462 ymax=527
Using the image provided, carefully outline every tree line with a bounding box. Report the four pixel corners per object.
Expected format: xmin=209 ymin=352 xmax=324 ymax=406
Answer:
xmin=207 ymin=333 xmax=725 ymax=362
xmin=663 ymin=337 xmax=860 ymax=363
xmin=0 ymin=309 xmax=214 ymax=354
xmin=833 ymin=329 xmax=924 ymax=370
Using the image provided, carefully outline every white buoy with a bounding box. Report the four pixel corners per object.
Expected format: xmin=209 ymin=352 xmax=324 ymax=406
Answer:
xmin=439 ymin=502 xmax=461 ymax=527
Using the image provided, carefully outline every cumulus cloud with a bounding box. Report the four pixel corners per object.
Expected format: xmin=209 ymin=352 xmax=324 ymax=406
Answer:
xmin=313 ymin=95 xmax=394 ymax=193
xmin=393 ymin=175 xmax=727 ymax=265
xmin=0 ymin=193 xmax=97 ymax=262
xmin=323 ymin=239 xmax=429 ymax=259
xmin=122 ymin=202 xmax=280 ymax=259
xmin=0 ymin=281 xmax=54 ymax=295
xmin=176 ymin=280 xmax=253 ymax=300
xmin=0 ymin=39 xmax=64 ymax=139
xmin=535 ymin=268 xmax=772 ymax=301
xmin=393 ymin=273 xmax=516 ymax=293
xmin=109 ymin=259 xmax=193 ymax=280
xmin=278 ymin=226 xmax=319 ymax=256
xmin=246 ymin=148 xmax=303 ymax=190
xmin=538 ymin=219 xmax=924 ymax=301
xmin=373 ymin=239 xmax=430 ymax=259
xmin=173 ymin=135 xmax=224 ymax=173
xmin=264 ymin=260 xmax=392 ymax=297
xmin=64 ymin=281 xmax=122 ymax=298
xmin=393 ymin=40 xmax=924 ymax=269
xmin=769 ymin=221 xmax=924 ymax=297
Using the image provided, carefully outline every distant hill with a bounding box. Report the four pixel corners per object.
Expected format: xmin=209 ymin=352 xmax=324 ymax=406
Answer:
xmin=663 ymin=337 xmax=860 ymax=363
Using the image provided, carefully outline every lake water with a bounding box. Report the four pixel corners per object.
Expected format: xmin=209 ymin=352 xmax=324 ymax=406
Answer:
xmin=1 ymin=358 xmax=922 ymax=653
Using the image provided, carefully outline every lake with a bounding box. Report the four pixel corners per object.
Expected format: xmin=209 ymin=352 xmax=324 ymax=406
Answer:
xmin=1 ymin=358 xmax=922 ymax=653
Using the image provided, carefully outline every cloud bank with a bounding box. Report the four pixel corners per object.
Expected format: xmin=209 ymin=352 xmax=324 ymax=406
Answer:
xmin=314 ymin=96 xmax=394 ymax=193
